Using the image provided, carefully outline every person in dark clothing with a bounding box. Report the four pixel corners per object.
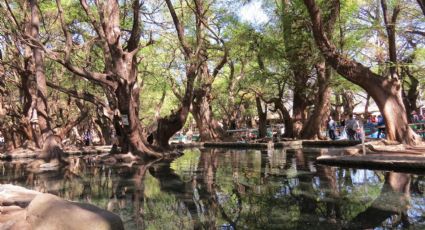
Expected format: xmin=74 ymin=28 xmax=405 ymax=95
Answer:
xmin=376 ymin=115 xmax=385 ymax=138
xmin=83 ymin=130 xmax=91 ymax=146
xmin=346 ymin=114 xmax=358 ymax=140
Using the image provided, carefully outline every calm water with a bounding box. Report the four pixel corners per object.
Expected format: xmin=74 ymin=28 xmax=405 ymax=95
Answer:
xmin=0 ymin=148 xmax=424 ymax=229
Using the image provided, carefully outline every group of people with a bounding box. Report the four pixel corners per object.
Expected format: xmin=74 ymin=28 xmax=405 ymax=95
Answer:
xmin=327 ymin=114 xmax=386 ymax=141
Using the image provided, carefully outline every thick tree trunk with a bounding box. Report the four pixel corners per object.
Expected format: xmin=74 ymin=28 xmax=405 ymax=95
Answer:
xmin=418 ymin=0 xmax=425 ymax=16
xmin=155 ymin=69 xmax=197 ymax=148
xmin=3 ymin=129 xmax=15 ymax=152
xmin=256 ymin=97 xmax=267 ymax=138
xmin=341 ymin=90 xmax=356 ymax=116
xmin=300 ymin=0 xmax=338 ymax=140
xmin=402 ymin=67 xmax=419 ymax=121
xmin=115 ymin=81 xmax=160 ymax=157
xmin=281 ymin=1 xmax=314 ymax=138
xmin=95 ymin=115 xmax=112 ymax=145
xmin=333 ymin=94 xmax=343 ymax=121
xmin=30 ymin=0 xmax=52 ymax=145
xmin=292 ymin=85 xmax=309 ymax=139
xmin=278 ymin=103 xmax=293 ymax=138
xmin=303 ymin=0 xmax=420 ymax=145
xmin=364 ymin=94 xmax=371 ymax=119
xmin=373 ymin=85 xmax=419 ymax=143
xmin=292 ymin=73 xmax=310 ymax=124
xmin=269 ymin=98 xmax=293 ymax=138
xmin=192 ymin=87 xmax=227 ymax=141
xmin=349 ymin=172 xmax=410 ymax=228
xmin=301 ymin=62 xmax=331 ymax=139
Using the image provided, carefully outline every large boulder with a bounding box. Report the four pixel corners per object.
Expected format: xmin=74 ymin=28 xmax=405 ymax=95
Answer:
xmin=0 ymin=184 xmax=41 ymax=207
xmin=0 ymin=185 xmax=124 ymax=230
xmin=26 ymin=193 xmax=124 ymax=230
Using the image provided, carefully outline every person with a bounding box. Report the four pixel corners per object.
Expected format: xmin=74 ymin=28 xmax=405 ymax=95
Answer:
xmin=83 ymin=129 xmax=91 ymax=146
xmin=355 ymin=115 xmax=364 ymax=140
xmin=376 ymin=115 xmax=385 ymax=138
xmin=186 ymin=129 xmax=193 ymax=142
xmin=412 ymin=111 xmax=419 ymax=123
xmin=327 ymin=116 xmax=337 ymax=140
xmin=345 ymin=114 xmax=357 ymax=140
xmin=371 ymin=115 xmax=377 ymax=123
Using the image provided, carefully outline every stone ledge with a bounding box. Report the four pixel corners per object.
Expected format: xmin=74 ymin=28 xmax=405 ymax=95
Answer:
xmin=317 ymin=154 xmax=425 ymax=172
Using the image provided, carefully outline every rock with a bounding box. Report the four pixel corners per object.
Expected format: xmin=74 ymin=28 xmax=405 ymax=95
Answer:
xmin=0 ymin=184 xmax=41 ymax=207
xmin=0 ymin=206 xmax=30 ymax=230
xmin=26 ymin=193 xmax=124 ymax=230
xmin=0 ymin=185 xmax=40 ymax=229
xmin=4 ymin=148 xmax=39 ymax=159
xmin=0 ymin=185 xmax=124 ymax=229
xmin=39 ymin=158 xmax=61 ymax=170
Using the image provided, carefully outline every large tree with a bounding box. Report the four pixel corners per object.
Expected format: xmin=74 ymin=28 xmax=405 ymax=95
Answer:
xmin=155 ymin=0 xmax=207 ymax=147
xmin=300 ymin=0 xmax=339 ymax=139
xmin=0 ymin=0 xmax=55 ymax=148
xmin=303 ymin=0 xmax=421 ymax=145
xmin=48 ymin=0 xmax=159 ymax=157
xmin=280 ymin=0 xmax=316 ymax=138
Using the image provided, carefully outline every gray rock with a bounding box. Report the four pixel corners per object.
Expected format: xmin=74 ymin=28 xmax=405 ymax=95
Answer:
xmin=0 ymin=184 xmax=41 ymax=207
xmin=26 ymin=193 xmax=124 ymax=230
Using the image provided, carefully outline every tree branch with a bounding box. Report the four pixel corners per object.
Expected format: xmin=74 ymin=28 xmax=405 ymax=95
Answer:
xmin=46 ymin=81 xmax=107 ymax=108
xmin=165 ymin=0 xmax=192 ymax=57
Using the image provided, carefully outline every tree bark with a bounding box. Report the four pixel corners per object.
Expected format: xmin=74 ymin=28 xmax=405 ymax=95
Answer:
xmin=272 ymin=98 xmax=293 ymax=138
xmin=381 ymin=0 xmax=400 ymax=78
xmin=155 ymin=68 xmax=197 ymax=147
xmin=281 ymin=1 xmax=315 ymax=138
xmin=301 ymin=0 xmax=339 ymax=139
xmin=30 ymin=0 xmax=52 ymax=145
xmin=155 ymin=0 xmax=214 ymax=147
xmin=292 ymin=72 xmax=310 ymax=133
xmin=349 ymin=173 xmax=410 ymax=229
xmin=301 ymin=63 xmax=331 ymax=139
xmin=402 ymin=56 xmax=419 ymax=121
xmin=341 ymin=90 xmax=356 ymax=116
xmin=188 ymin=0 xmax=228 ymax=142
xmin=191 ymin=50 xmax=228 ymax=141
xmin=192 ymin=85 xmax=227 ymax=141
xmin=303 ymin=0 xmax=420 ymax=145
xmin=417 ymin=0 xmax=425 ymax=16
xmin=255 ymin=96 xmax=267 ymax=138
xmin=51 ymin=0 xmax=160 ymax=157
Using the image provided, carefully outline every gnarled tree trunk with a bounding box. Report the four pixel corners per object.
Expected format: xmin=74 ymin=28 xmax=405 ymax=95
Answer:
xmin=155 ymin=68 xmax=196 ymax=147
xmin=303 ymin=0 xmax=420 ymax=145
xmin=30 ymin=0 xmax=52 ymax=145
xmin=51 ymin=0 xmax=159 ymax=157
xmin=156 ymin=0 xmax=217 ymax=147
xmin=192 ymin=86 xmax=227 ymax=141
xmin=301 ymin=0 xmax=339 ymax=139
xmin=301 ymin=63 xmax=331 ymax=139
xmin=255 ymin=96 xmax=268 ymax=138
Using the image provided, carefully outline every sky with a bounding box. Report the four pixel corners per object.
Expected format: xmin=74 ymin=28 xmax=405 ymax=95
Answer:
xmin=238 ymin=1 xmax=269 ymax=26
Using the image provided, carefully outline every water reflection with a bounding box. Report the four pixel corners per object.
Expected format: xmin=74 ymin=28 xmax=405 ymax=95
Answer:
xmin=0 ymin=149 xmax=424 ymax=229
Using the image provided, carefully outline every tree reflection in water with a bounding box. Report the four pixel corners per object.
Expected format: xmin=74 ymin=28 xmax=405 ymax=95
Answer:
xmin=0 ymin=149 xmax=424 ymax=229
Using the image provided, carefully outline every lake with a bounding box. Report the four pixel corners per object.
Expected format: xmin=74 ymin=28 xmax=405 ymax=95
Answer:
xmin=0 ymin=148 xmax=424 ymax=229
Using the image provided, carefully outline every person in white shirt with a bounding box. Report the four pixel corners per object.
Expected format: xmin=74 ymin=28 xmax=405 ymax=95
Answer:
xmin=327 ymin=116 xmax=337 ymax=140
xmin=346 ymin=114 xmax=357 ymax=140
